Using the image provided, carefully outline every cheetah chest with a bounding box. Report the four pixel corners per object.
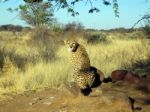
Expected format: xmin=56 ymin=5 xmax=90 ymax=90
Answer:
xmin=69 ymin=48 xmax=90 ymax=70
xmin=73 ymin=71 xmax=95 ymax=88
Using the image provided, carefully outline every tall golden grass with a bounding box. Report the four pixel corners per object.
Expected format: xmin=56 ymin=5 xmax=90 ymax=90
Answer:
xmin=0 ymin=30 xmax=150 ymax=100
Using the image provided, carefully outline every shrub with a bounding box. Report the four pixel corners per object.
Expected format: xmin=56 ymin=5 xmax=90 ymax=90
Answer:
xmin=0 ymin=24 xmax=23 ymax=32
xmin=64 ymin=21 xmax=84 ymax=32
xmin=127 ymin=30 xmax=146 ymax=39
xmin=85 ymin=33 xmax=108 ymax=44
xmin=143 ymin=18 xmax=150 ymax=38
xmin=29 ymin=26 xmax=59 ymax=62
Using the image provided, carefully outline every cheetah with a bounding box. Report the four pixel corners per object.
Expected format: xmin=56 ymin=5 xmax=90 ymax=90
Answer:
xmin=64 ymin=39 xmax=90 ymax=70
xmin=64 ymin=39 xmax=104 ymax=95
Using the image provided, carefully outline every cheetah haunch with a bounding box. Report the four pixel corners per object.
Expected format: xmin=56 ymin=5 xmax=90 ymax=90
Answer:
xmin=64 ymin=39 xmax=104 ymax=95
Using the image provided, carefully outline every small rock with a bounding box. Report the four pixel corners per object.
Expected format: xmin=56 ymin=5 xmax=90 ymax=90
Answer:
xmin=29 ymin=97 xmax=42 ymax=105
xmin=32 ymin=97 xmax=42 ymax=101
xmin=50 ymin=96 xmax=54 ymax=99
xmin=43 ymin=102 xmax=52 ymax=105
xmin=29 ymin=102 xmax=36 ymax=105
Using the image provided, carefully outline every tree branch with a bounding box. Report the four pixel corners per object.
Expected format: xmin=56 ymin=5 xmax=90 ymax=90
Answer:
xmin=129 ymin=14 xmax=150 ymax=32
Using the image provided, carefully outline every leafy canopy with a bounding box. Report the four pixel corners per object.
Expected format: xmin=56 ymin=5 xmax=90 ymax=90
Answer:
xmin=7 ymin=1 xmax=55 ymax=27
xmin=1 ymin=0 xmax=119 ymax=17
xmin=19 ymin=2 xmax=55 ymax=26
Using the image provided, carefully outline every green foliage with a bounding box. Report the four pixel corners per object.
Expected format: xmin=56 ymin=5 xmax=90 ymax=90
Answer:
xmin=0 ymin=24 xmax=23 ymax=32
xmin=52 ymin=25 xmax=63 ymax=33
xmin=3 ymin=0 xmax=119 ymax=17
xmin=53 ymin=0 xmax=119 ymax=16
xmin=64 ymin=21 xmax=84 ymax=31
xmin=7 ymin=1 xmax=55 ymax=27
xmin=19 ymin=2 xmax=55 ymax=27
xmin=113 ymin=0 xmax=119 ymax=17
xmin=24 ymin=0 xmax=43 ymax=3
xmin=0 ymin=0 xmax=9 ymax=2
xmin=85 ymin=33 xmax=108 ymax=44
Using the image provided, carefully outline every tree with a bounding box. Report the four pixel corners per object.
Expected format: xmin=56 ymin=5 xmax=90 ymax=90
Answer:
xmin=1 ymin=0 xmax=119 ymax=17
xmin=21 ymin=2 xmax=55 ymax=27
xmin=18 ymin=2 xmax=55 ymax=27
xmin=129 ymin=12 xmax=150 ymax=33
xmin=24 ymin=0 xmax=119 ymax=17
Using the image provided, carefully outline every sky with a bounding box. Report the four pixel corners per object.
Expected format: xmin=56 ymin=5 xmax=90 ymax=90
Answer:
xmin=0 ymin=0 xmax=150 ymax=29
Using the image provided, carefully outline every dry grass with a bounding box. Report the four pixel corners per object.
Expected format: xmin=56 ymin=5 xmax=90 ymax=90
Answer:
xmin=87 ymin=38 xmax=150 ymax=75
xmin=0 ymin=30 xmax=150 ymax=99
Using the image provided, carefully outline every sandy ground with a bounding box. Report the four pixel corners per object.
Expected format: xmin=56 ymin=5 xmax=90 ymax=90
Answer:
xmin=0 ymin=82 xmax=150 ymax=112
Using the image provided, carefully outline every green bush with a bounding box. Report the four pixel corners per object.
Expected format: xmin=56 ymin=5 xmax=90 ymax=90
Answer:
xmin=64 ymin=22 xmax=84 ymax=32
xmin=85 ymin=33 xmax=108 ymax=44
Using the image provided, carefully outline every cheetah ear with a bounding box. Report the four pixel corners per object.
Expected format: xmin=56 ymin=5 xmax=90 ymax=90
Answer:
xmin=64 ymin=38 xmax=78 ymax=44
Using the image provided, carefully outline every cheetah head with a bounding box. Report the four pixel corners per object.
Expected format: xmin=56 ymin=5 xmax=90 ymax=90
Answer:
xmin=64 ymin=39 xmax=79 ymax=52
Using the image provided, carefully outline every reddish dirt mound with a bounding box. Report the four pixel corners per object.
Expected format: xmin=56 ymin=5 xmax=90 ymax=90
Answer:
xmin=110 ymin=70 xmax=150 ymax=92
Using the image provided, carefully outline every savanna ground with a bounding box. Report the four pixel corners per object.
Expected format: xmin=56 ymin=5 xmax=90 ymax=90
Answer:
xmin=0 ymin=27 xmax=150 ymax=112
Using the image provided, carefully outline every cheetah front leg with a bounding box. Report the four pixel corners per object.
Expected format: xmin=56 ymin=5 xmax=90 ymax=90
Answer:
xmin=74 ymin=76 xmax=92 ymax=96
